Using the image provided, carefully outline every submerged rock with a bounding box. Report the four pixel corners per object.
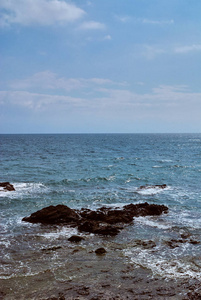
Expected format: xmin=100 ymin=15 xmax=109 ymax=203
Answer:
xmin=68 ymin=235 xmax=84 ymax=243
xmin=0 ymin=182 xmax=15 ymax=191
xmin=78 ymin=221 xmax=121 ymax=236
xmin=95 ymin=247 xmax=107 ymax=255
xmin=138 ymin=184 xmax=167 ymax=190
xmin=22 ymin=202 xmax=168 ymax=236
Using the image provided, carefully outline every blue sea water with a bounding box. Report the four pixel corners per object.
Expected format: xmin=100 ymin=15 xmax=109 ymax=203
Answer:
xmin=0 ymin=133 xmax=201 ymax=287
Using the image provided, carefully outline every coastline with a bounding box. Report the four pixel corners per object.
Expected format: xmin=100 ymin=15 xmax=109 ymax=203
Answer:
xmin=1 ymin=232 xmax=201 ymax=300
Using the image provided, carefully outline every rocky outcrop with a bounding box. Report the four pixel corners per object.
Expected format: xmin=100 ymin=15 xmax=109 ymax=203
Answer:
xmin=22 ymin=205 xmax=79 ymax=225
xmin=22 ymin=202 xmax=168 ymax=236
xmin=138 ymin=184 xmax=167 ymax=190
xmin=0 ymin=182 xmax=15 ymax=191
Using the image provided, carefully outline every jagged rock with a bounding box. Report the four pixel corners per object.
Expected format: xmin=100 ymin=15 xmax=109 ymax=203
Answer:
xmin=134 ymin=240 xmax=156 ymax=249
xmin=68 ymin=235 xmax=84 ymax=243
xmin=95 ymin=247 xmax=107 ymax=255
xmin=138 ymin=184 xmax=167 ymax=190
xmin=164 ymin=238 xmax=200 ymax=249
xmin=123 ymin=202 xmax=168 ymax=217
xmin=42 ymin=246 xmax=62 ymax=252
xmin=0 ymin=182 xmax=15 ymax=191
xmin=23 ymin=202 xmax=168 ymax=236
xmin=22 ymin=204 xmax=79 ymax=225
xmin=78 ymin=220 xmax=121 ymax=236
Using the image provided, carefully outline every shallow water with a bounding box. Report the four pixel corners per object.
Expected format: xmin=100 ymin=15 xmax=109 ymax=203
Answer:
xmin=0 ymin=133 xmax=201 ymax=298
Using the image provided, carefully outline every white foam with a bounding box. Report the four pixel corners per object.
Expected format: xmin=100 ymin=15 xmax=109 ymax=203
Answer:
xmin=39 ymin=227 xmax=79 ymax=240
xmin=0 ymin=182 xmax=48 ymax=198
xmin=125 ymin=248 xmax=201 ymax=280
xmin=135 ymin=216 xmax=172 ymax=230
xmin=136 ymin=186 xmax=170 ymax=195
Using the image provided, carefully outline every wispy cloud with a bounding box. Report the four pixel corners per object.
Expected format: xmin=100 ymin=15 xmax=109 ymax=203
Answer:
xmin=142 ymin=45 xmax=166 ymax=59
xmin=115 ymin=15 xmax=131 ymax=23
xmin=103 ymin=35 xmax=112 ymax=40
xmin=142 ymin=19 xmax=174 ymax=25
xmin=0 ymin=0 xmax=85 ymax=27
xmin=2 ymin=82 xmax=201 ymax=116
xmin=0 ymin=90 xmax=88 ymax=111
xmin=9 ymin=71 xmax=121 ymax=91
xmin=78 ymin=21 xmax=106 ymax=30
xmin=174 ymin=44 xmax=201 ymax=54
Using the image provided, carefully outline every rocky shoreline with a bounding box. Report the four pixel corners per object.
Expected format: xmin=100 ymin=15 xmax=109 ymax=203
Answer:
xmin=1 ymin=183 xmax=201 ymax=299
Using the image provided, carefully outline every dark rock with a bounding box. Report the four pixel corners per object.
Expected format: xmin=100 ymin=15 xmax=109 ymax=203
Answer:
xmin=80 ymin=207 xmax=133 ymax=224
xmin=138 ymin=184 xmax=167 ymax=190
xmin=78 ymin=220 xmax=121 ymax=236
xmin=189 ymin=239 xmax=200 ymax=245
xmin=124 ymin=202 xmax=168 ymax=217
xmin=42 ymin=246 xmax=62 ymax=252
xmin=95 ymin=248 xmax=107 ymax=255
xmin=68 ymin=235 xmax=84 ymax=243
xmin=135 ymin=240 xmax=156 ymax=249
xmin=22 ymin=204 xmax=79 ymax=225
xmin=77 ymin=286 xmax=90 ymax=296
xmin=22 ymin=202 xmax=168 ymax=236
xmin=0 ymin=182 xmax=15 ymax=191
xmin=165 ymin=238 xmax=200 ymax=248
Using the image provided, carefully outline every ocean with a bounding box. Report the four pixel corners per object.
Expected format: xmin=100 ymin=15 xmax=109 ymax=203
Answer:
xmin=0 ymin=133 xmax=201 ymax=299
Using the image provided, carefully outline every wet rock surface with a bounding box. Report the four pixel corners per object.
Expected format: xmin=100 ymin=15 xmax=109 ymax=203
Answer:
xmin=22 ymin=204 xmax=79 ymax=225
xmin=68 ymin=235 xmax=84 ymax=243
xmin=0 ymin=182 xmax=15 ymax=191
xmin=164 ymin=238 xmax=200 ymax=249
xmin=138 ymin=184 xmax=167 ymax=190
xmin=22 ymin=202 xmax=168 ymax=236
xmin=95 ymin=248 xmax=107 ymax=255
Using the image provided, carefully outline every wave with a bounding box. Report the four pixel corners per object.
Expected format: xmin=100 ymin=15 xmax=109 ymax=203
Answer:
xmin=136 ymin=185 xmax=170 ymax=196
xmin=0 ymin=182 xmax=48 ymax=198
xmin=124 ymin=242 xmax=201 ymax=280
xmin=125 ymin=249 xmax=201 ymax=280
xmin=39 ymin=227 xmax=79 ymax=240
xmin=134 ymin=216 xmax=172 ymax=230
xmin=59 ymin=176 xmax=116 ymax=185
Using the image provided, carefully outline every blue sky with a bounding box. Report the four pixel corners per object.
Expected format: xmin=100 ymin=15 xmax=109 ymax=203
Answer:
xmin=0 ymin=0 xmax=201 ymax=133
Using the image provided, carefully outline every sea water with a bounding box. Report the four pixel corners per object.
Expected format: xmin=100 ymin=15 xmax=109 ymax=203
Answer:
xmin=0 ymin=134 xmax=201 ymax=286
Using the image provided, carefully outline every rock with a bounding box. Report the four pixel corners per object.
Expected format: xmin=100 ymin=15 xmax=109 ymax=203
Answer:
xmin=0 ymin=182 xmax=15 ymax=191
xmin=68 ymin=235 xmax=84 ymax=243
xmin=138 ymin=184 xmax=167 ymax=190
xmin=23 ymin=202 xmax=168 ymax=236
xmin=22 ymin=204 xmax=79 ymax=225
xmin=78 ymin=220 xmax=121 ymax=236
xmin=80 ymin=207 xmax=133 ymax=224
xmin=135 ymin=240 xmax=156 ymax=249
xmin=95 ymin=248 xmax=107 ymax=255
xmin=42 ymin=246 xmax=62 ymax=252
xmin=123 ymin=202 xmax=168 ymax=217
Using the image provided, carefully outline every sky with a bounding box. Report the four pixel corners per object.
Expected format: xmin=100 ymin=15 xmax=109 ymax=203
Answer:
xmin=0 ymin=0 xmax=201 ymax=133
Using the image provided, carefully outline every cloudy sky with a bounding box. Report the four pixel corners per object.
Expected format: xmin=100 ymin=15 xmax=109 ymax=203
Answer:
xmin=0 ymin=0 xmax=201 ymax=133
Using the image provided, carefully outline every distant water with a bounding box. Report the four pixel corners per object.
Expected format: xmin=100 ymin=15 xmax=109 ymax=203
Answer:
xmin=1 ymin=134 xmax=201 ymax=286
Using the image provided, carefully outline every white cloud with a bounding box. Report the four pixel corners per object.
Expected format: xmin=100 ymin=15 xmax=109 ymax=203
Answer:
xmin=0 ymin=90 xmax=87 ymax=111
xmin=142 ymin=45 xmax=166 ymax=59
xmin=0 ymin=0 xmax=85 ymax=27
xmin=174 ymin=44 xmax=201 ymax=54
xmin=115 ymin=15 xmax=131 ymax=23
xmin=9 ymin=71 xmax=120 ymax=91
xmin=142 ymin=19 xmax=174 ymax=25
xmin=1 ymin=84 xmax=201 ymax=121
xmin=79 ymin=21 xmax=106 ymax=30
xmin=103 ymin=35 xmax=112 ymax=40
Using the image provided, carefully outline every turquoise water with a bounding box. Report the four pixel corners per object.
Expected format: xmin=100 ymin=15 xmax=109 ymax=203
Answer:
xmin=0 ymin=133 xmax=201 ymax=283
